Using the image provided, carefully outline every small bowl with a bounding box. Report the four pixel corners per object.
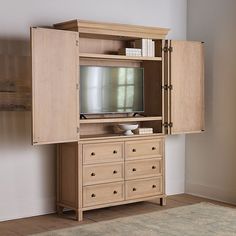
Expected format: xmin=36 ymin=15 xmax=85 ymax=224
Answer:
xmin=118 ymin=124 xmax=138 ymax=135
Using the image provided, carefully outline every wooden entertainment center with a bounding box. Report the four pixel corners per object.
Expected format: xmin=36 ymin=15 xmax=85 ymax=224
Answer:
xmin=31 ymin=20 xmax=204 ymax=221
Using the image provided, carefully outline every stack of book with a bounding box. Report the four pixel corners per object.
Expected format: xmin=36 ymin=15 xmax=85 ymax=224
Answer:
xmin=118 ymin=48 xmax=142 ymax=56
xmin=134 ymin=39 xmax=155 ymax=57
xmin=134 ymin=128 xmax=153 ymax=135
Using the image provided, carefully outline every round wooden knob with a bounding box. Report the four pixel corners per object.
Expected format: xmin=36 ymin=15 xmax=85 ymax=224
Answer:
xmin=132 ymin=168 xmax=136 ymax=172
xmin=91 ymin=193 xmax=96 ymax=198
xmin=132 ymin=149 xmax=136 ymax=152
xmin=152 ymin=166 xmax=156 ymax=169
xmin=152 ymin=185 xmax=156 ymax=188
xmin=132 ymin=188 xmax=137 ymax=191
xmin=152 ymin=147 xmax=156 ymax=150
xmin=113 ymin=170 xmax=117 ymax=174
xmin=91 ymin=173 xmax=96 ymax=176
xmin=113 ymin=190 xmax=117 ymax=194
xmin=113 ymin=150 xmax=117 ymax=154
xmin=91 ymin=152 xmax=95 ymax=156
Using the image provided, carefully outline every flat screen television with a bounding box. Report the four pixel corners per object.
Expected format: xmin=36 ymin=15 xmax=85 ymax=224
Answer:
xmin=80 ymin=66 xmax=144 ymax=114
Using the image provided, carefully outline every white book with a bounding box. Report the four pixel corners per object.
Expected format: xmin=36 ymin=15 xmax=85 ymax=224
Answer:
xmin=135 ymin=39 xmax=148 ymax=56
xmin=148 ymin=39 xmax=152 ymax=57
xmin=152 ymin=40 xmax=155 ymax=57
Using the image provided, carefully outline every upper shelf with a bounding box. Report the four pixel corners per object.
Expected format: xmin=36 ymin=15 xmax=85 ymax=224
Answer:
xmin=79 ymin=53 xmax=162 ymax=62
xmin=80 ymin=116 xmax=162 ymax=124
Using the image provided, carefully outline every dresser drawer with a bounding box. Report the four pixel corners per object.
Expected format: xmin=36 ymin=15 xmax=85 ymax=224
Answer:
xmin=83 ymin=162 xmax=124 ymax=186
xmin=125 ymin=158 xmax=162 ymax=180
xmin=125 ymin=177 xmax=163 ymax=200
xmin=83 ymin=142 xmax=124 ymax=164
xmin=83 ymin=182 xmax=124 ymax=207
xmin=125 ymin=139 xmax=163 ymax=160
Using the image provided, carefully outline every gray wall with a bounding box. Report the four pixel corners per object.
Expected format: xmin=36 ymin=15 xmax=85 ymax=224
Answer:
xmin=186 ymin=0 xmax=236 ymax=204
xmin=0 ymin=0 xmax=187 ymax=221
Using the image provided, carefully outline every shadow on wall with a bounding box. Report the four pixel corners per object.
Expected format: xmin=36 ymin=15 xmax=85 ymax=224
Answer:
xmin=0 ymin=38 xmax=51 ymax=149
xmin=0 ymin=38 xmax=32 ymax=146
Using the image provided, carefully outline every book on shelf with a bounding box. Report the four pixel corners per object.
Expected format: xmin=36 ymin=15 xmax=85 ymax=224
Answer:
xmin=118 ymin=48 xmax=142 ymax=57
xmin=134 ymin=128 xmax=153 ymax=135
xmin=134 ymin=39 xmax=155 ymax=57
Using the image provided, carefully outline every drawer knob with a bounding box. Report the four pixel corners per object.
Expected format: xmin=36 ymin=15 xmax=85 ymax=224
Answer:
xmin=113 ymin=170 xmax=117 ymax=174
xmin=132 ymin=148 xmax=136 ymax=152
xmin=152 ymin=147 xmax=156 ymax=150
xmin=152 ymin=185 xmax=157 ymax=188
xmin=132 ymin=168 xmax=136 ymax=172
xmin=132 ymin=188 xmax=137 ymax=191
xmin=113 ymin=190 xmax=118 ymax=194
xmin=91 ymin=173 xmax=96 ymax=176
xmin=91 ymin=152 xmax=95 ymax=156
xmin=91 ymin=193 xmax=96 ymax=198
xmin=113 ymin=150 xmax=117 ymax=154
xmin=152 ymin=166 xmax=156 ymax=169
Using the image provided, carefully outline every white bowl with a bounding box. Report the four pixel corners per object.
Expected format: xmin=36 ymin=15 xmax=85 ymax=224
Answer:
xmin=118 ymin=124 xmax=138 ymax=135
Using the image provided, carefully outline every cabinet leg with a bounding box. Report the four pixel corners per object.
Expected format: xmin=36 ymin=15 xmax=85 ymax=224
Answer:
xmin=76 ymin=209 xmax=83 ymax=221
xmin=57 ymin=205 xmax=64 ymax=216
xmin=160 ymin=197 xmax=167 ymax=206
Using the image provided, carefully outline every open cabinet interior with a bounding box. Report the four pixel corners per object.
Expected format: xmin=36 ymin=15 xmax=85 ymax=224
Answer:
xmin=78 ymin=34 xmax=164 ymax=140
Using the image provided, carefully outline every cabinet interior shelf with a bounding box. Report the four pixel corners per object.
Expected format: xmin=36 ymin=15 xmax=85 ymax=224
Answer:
xmin=80 ymin=116 xmax=162 ymax=124
xmin=79 ymin=53 xmax=162 ymax=61
xmin=79 ymin=133 xmax=163 ymax=141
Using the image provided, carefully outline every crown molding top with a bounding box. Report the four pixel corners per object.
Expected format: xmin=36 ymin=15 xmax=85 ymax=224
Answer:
xmin=54 ymin=19 xmax=170 ymax=39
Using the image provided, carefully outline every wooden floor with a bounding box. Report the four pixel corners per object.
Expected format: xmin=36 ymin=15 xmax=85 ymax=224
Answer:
xmin=0 ymin=194 xmax=235 ymax=236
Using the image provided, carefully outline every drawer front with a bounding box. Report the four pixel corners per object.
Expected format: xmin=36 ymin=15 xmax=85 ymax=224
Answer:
xmin=83 ymin=182 xmax=124 ymax=207
xmin=125 ymin=158 xmax=162 ymax=180
xmin=125 ymin=177 xmax=163 ymax=200
xmin=83 ymin=162 xmax=124 ymax=186
xmin=83 ymin=142 xmax=124 ymax=164
xmin=125 ymin=139 xmax=163 ymax=160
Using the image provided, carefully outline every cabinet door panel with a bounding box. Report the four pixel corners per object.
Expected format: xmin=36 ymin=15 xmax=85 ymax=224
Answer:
xmin=31 ymin=28 xmax=79 ymax=144
xmin=169 ymin=40 xmax=204 ymax=134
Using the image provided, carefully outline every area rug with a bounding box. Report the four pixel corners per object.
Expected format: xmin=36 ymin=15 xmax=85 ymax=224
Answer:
xmin=32 ymin=202 xmax=236 ymax=236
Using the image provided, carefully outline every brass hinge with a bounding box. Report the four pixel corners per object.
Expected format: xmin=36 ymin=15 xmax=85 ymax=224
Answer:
xmin=77 ymin=127 xmax=80 ymax=133
xmin=162 ymin=122 xmax=173 ymax=128
xmin=162 ymin=122 xmax=169 ymax=128
xmin=162 ymin=84 xmax=173 ymax=90
xmin=76 ymin=83 xmax=79 ymax=90
xmin=162 ymin=46 xmax=173 ymax=53
xmin=76 ymin=40 xmax=79 ymax=46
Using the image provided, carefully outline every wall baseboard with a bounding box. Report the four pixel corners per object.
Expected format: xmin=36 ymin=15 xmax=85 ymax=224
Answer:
xmin=186 ymin=182 xmax=236 ymax=205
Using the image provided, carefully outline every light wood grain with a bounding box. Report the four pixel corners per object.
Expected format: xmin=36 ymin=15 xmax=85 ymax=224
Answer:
xmin=125 ymin=138 xmax=163 ymax=160
xmin=125 ymin=177 xmax=163 ymax=200
xmin=57 ymin=143 xmax=78 ymax=208
xmin=80 ymin=53 xmax=162 ymax=61
xmin=125 ymin=158 xmax=162 ymax=180
xmin=54 ymin=19 xmax=170 ymax=40
xmin=169 ymin=40 xmax=204 ymax=134
xmin=31 ymin=27 xmax=79 ymax=144
xmin=83 ymin=162 xmax=124 ymax=186
xmin=83 ymin=182 xmax=125 ymax=207
xmin=83 ymin=142 xmax=124 ymax=164
xmin=80 ymin=116 xmax=162 ymax=124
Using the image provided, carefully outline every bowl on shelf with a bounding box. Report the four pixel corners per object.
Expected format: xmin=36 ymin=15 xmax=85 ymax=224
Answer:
xmin=117 ymin=123 xmax=138 ymax=135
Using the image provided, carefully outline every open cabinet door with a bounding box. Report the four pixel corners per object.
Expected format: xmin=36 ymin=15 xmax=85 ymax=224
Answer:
xmin=31 ymin=28 xmax=79 ymax=145
xmin=166 ymin=40 xmax=204 ymax=134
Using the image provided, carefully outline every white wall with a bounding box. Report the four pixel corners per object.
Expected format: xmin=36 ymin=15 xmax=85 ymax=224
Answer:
xmin=186 ymin=0 xmax=236 ymax=204
xmin=0 ymin=0 xmax=187 ymax=221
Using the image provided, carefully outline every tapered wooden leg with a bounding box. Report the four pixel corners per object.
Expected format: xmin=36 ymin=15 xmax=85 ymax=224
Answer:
xmin=160 ymin=197 xmax=167 ymax=206
xmin=76 ymin=209 xmax=83 ymax=221
xmin=57 ymin=205 xmax=64 ymax=216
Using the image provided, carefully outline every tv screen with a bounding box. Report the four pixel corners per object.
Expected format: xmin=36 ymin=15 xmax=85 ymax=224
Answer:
xmin=80 ymin=66 xmax=144 ymax=114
